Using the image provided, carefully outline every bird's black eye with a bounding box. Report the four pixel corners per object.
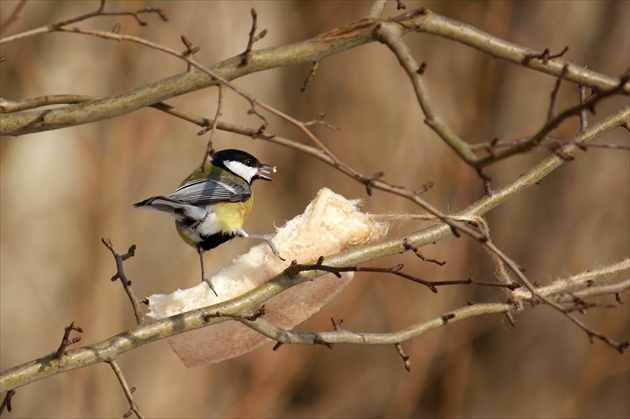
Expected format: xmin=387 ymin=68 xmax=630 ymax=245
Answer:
xmin=245 ymin=158 xmax=254 ymax=166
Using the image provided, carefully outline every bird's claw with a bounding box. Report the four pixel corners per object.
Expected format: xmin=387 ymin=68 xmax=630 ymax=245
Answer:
xmin=266 ymin=238 xmax=285 ymax=261
xmin=241 ymin=231 xmax=285 ymax=261
xmin=202 ymin=277 xmax=218 ymax=297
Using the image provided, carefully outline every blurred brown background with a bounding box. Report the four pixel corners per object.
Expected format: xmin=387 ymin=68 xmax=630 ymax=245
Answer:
xmin=1 ymin=1 xmax=628 ymax=417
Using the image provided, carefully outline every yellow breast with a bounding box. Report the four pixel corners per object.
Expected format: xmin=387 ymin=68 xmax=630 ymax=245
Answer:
xmin=210 ymin=200 xmax=253 ymax=232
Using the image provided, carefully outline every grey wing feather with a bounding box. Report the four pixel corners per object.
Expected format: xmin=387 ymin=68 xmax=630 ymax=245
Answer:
xmin=133 ymin=196 xmax=207 ymax=222
xmin=168 ymin=179 xmax=251 ymax=204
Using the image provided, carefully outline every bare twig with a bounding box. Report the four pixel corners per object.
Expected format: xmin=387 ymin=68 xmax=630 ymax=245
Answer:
xmin=53 ymin=321 xmax=83 ymax=359
xmin=548 ymin=64 xmax=570 ymax=122
xmin=395 ymin=343 xmax=411 ymax=372
xmin=331 ymin=317 xmax=344 ymax=331
xmin=240 ymin=8 xmax=267 ymax=66
xmin=470 ymin=136 xmax=629 ymax=152
xmin=476 ymin=168 xmax=493 ymax=196
xmin=301 ymin=61 xmax=320 ymax=92
xmin=101 ymin=238 xmax=146 ymax=325
xmin=180 ymin=35 xmax=200 ymax=72
xmin=200 ymin=83 xmax=226 ymax=167
xmin=284 ymin=258 xmax=471 ymax=293
xmin=303 ymin=112 xmax=339 ymax=130
xmin=474 ymin=280 xmax=521 ymax=291
xmin=0 ymin=0 xmax=167 ymax=45
xmin=579 ymin=84 xmax=589 ymax=131
xmin=0 ymin=0 xmax=27 ymax=36
xmin=525 ymin=46 xmax=570 ymax=66
xmin=404 ymin=240 xmax=447 ymax=266
xmin=0 ymin=390 xmax=16 ymax=414
xmin=108 ymin=360 xmax=144 ymax=419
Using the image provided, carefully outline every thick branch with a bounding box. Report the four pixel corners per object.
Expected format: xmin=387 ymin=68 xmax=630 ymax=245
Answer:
xmin=238 ymin=302 xmax=512 ymax=345
xmin=407 ymin=10 xmax=627 ymax=92
xmin=1 ymin=8 xmax=626 ymax=136
xmin=0 ymin=16 xmax=379 ymax=136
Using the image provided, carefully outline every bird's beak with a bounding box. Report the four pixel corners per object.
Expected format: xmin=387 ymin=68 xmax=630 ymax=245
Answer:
xmin=255 ymin=163 xmax=276 ymax=181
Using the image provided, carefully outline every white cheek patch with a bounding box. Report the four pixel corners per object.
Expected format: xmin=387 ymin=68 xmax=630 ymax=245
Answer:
xmin=224 ymin=161 xmax=257 ymax=183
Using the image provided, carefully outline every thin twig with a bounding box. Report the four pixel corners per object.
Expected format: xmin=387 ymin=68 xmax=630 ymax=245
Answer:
xmin=395 ymin=343 xmax=411 ymax=372
xmin=476 ymin=168 xmax=493 ymax=196
xmin=525 ymin=46 xmax=569 ymax=66
xmin=0 ymin=390 xmax=16 ymax=414
xmin=240 ymin=8 xmax=267 ymax=66
xmin=284 ymin=259 xmax=472 ymax=293
xmin=579 ymin=84 xmax=589 ymax=131
xmin=108 ymin=360 xmax=144 ymax=419
xmin=0 ymin=0 xmax=28 ymax=36
xmin=180 ymin=35 xmax=201 ymax=72
xmin=404 ymin=240 xmax=447 ymax=266
xmin=0 ymin=0 xmax=167 ymax=45
xmin=200 ymin=83 xmax=226 ymax=167
xmin=53 ymin=321 xmax=83 ymax=359
xmin=470 ymin=136 xmax=629 ymax=152
xmin=101 ymin=238 xmax=146 ymax=325
xmin=548 ymin=64 xmax=570 ymax=122
xmin=301 ymin=61 xmax=320 ymax=92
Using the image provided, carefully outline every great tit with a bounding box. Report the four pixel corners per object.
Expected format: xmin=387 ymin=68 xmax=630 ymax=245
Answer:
xmin=134 ymin=149 xmax=282 ymax=295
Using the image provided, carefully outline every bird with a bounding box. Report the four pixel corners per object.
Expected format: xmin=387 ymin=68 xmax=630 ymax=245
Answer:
xmin=133 ymin=149 xmax=283 ymax=295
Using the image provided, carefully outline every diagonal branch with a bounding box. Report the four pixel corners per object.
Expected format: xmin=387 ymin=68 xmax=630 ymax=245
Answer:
xmin=400 ymin=9 xmax=628 ymax=92
xmin=1 ymin=8 xmax=626 ymax=136
xmin=108 ymin=360 xmax=144 ymax=419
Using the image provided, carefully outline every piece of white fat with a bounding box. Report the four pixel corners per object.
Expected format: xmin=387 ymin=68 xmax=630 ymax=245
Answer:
xmin=147 ymin=188 xmax=387 ymax=366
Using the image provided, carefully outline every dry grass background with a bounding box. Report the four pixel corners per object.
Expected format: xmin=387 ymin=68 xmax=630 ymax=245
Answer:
xmin=1 ymin=1 xmax=628 ymax=418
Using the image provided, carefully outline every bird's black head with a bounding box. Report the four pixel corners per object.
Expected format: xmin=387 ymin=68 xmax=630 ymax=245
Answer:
xmin=211 ymin=149 xmax=276 ymax=183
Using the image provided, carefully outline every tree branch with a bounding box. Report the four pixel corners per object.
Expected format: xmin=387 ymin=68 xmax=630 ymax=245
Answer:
xmin=108 ymin=360 xmax=144 ymax=419
xmin=1 ymin=8 xmax=626 ymax=136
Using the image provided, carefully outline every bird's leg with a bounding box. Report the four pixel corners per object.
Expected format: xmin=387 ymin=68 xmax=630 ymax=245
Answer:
xmin=198 ymin=246 xmax=218 ymax=297
xmin=239 ymin=231 xmax=285 ymax=261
